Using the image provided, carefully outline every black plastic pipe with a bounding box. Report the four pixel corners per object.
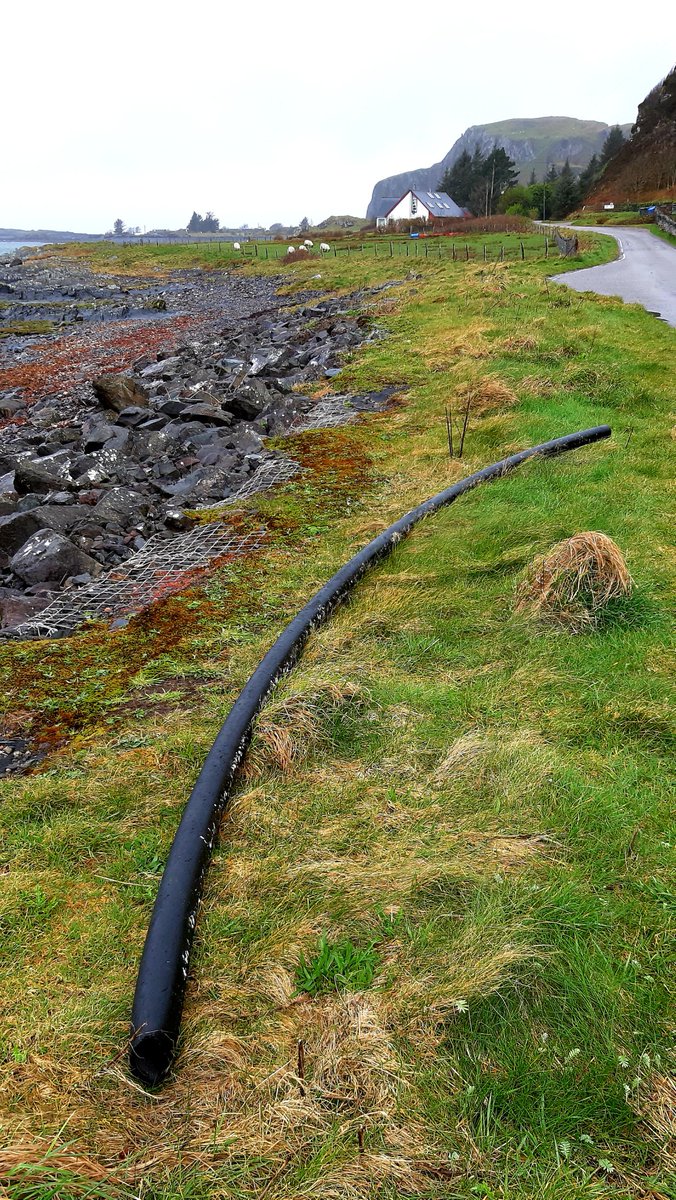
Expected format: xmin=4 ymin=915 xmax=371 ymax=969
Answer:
xmin=129 ymin=424 xmax=611 ymax=1086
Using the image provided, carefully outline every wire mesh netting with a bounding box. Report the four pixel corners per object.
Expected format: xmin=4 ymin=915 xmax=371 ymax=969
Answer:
xmin=4 ymin=394 xmax=357 ymax=640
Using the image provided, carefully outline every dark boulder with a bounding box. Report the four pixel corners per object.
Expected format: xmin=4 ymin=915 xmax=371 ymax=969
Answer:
xmin=0 ymin=511 xmax=42 ymax=554
xmin=179 ymin=403 xmax=233 ymax=426
xmin=10 ymin=530 xmax=100 ymax=584
xmin=94 ymin=488 xmax=150 ymax=529
xmin=224 ymin=378 xmax=269 ymax=420
xmin=14 ymin=458 xmax=73 ymax=495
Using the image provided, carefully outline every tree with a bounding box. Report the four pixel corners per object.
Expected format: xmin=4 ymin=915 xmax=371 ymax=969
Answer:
xmin=600 ymin=125 xmax=626 ymax=167
xmin=438 ymin=149 xmax=475 ymax=208
xmin=528 ymin=168 xmax=537 ymax=186
xmin=187 ymin=211 xmax=204 ymax=233
xmin=299 ymin=216 xmax=310 ymax=232
xmin=498 ymin=185 xmax=534 ymax=217
xmin=546 ymin=163 xmax=559 ymax=184
xmin=529 ymin=182 xmax=555 ymax=221
xmin=551 ymin=159 xmax=582 ymax=218
xmin=202 ymin=211 xmax=220 ymax=232
xmin=579 ymin=153 xmax=601 ymax=198
xmin=113 ymin=218 xmax=125 ymax=236
xmin=439 ymin=143 xmax=519 ymax=215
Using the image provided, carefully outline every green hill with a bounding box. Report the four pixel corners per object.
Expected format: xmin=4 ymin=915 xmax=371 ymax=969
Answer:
xmin=367 ymin=116 xmax=632 ymax=218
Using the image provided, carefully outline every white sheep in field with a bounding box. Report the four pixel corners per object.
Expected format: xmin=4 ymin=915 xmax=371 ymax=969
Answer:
xmin=287 ymin=246 xmax=295 ymax=253
xmin=233 ymin=242 xmax=240 ymax=251
xmin=320 ymin=242 xmax=331 ymax=252
xmin=304 ymin=239 xmax=313 ymax=247
xmin=297 ymin=245 xmax=308 ymax=252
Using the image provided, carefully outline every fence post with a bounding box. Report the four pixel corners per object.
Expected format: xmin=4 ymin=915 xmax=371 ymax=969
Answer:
xmin=520 ymin=241 xmax=524 ymax=260
xmin=374 ymin=242 xmax=378 ymax=257
xmin=264 ymin=245 xmax=268 ymax=259
xmin=425 ymin=241 xmax=428 ymax=258
xmin=545 ymin=237 xmax=549 ymax=259
xmin=406 ymin=242 xmax=409 ymax=256
xmin=389 ymin=241 xmax=393 ymax=257
xmin=465 ymin=244 xmax=469 ymax=260
xmin=254 ymin=244 xmax=258 ymax=257
xmin=415 ymin=240 xmax=418 ymax=256
xmin=500 ymin=245 xmax=504 ymax=261
xmin=483 ymin=244 xmax=487 ymax=261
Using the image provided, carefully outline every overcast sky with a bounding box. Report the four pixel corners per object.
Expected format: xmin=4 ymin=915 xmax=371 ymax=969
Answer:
xmin=4 ymin=2 xmax=674 ymax=233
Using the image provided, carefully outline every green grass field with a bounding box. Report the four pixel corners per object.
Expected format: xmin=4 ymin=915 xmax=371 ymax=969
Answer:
xmin=1 ymin=232 xmax=674 ymax=1199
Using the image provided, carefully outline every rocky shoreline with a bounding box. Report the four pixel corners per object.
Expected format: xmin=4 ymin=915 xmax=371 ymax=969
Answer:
xmin=0 ymin=251 xmax=397 ymax=634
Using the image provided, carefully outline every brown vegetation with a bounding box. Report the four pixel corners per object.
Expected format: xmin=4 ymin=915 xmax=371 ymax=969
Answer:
xmin=516 ymin=531 xmax=633 ymax=629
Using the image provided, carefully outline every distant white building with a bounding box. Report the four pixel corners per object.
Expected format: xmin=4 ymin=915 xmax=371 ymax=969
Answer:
xmin=378 ymin=189 xmax=465 ymax=227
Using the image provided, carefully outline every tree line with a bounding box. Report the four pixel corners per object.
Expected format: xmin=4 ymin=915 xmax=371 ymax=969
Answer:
xmin=438 ymin=126 xmax=627 ymax=220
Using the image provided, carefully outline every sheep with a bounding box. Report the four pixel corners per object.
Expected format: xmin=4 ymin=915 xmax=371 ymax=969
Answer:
xmin=304 ymin=239 xmax=313 ymax=247
xmin=319 ymin=242 xmax=331 ymax=252
xmin=297 ymin=245 xmax=308 ymax=252
xmin=233 ymin=242 xmax=240 ymax=251
xmin=287 ymin=246 xmax=295 ymax=254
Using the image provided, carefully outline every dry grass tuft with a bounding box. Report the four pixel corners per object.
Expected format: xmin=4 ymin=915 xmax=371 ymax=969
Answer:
xmin=499 ymin=334 xmax=540 ymax=353
xmin=516 ymin=531 xmax=633 ymax=630
xmin=422 ymin=322 xmax=492 ymax=369
xmin=632 ymin=1072 xmax=676 ymax=1170
xmin=452 ymin=375 xmax=519 ymax=416
xmin=245 ymin=679 xmax=366 ymax=775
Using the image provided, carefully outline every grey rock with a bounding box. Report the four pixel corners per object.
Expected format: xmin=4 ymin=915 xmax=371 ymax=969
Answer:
xmin=224 ymin=378 xmax=269 ymax=420
xmin=179 ymin=403 xmax=233 ymax=425
xmin=14 ymin=458 xmax=73 ymax=495
xmin=114 ymin=406 xmax=152 ymax=427
xmin=94 ymin=488 xmax=150 ymax=529
xmin=0 ymin=511 xmax=42 ymax=554
xmin=140 ymin=356 xmax=181 ymax=380
xmin=84 ymin=424 xmax=118 ymax=452
xmin=10 ymin=529 xmax=100 ymax=584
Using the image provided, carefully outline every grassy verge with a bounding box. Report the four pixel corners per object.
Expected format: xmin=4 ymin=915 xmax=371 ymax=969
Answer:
xmin=1 ymin=233 xmax=674 ymax=1199
xmin=568 ymin=213 xmax=652 ymax=227
xmin=648 ymin=223 xmax=676 ymax=249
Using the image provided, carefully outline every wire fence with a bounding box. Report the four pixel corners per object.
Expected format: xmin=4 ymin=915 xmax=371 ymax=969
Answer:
xmin=119 ymin=235 xmax=565 ymax=261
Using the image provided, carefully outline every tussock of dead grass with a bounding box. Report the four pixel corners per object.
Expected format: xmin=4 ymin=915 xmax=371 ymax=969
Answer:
xmin=498 ymin=333 xmax=541 ymax=353
xmin=432 ymin=726 xmax=558 ymax=803
xmin=516 ymin=531 xmax=633 ymax=630
xmin=452 ymin=375 xmax=519 ymax=415
xmin=421 ymin=322 xmax=492 ymax=369
xmin=398 ymin=925 xmax=538 ymax=1025
xmin=633 ymin=1072 xmax=676 ymax=1170
xmin=245 ymin=678 xmax=367 ymax=776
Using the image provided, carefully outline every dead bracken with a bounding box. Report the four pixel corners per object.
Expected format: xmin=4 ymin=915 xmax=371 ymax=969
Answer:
xmin=516 ymin=530 xmax=633 ymax=629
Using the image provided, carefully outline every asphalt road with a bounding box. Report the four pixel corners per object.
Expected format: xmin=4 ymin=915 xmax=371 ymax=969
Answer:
xmin=550 ymin=226 xmax=676 ymax=328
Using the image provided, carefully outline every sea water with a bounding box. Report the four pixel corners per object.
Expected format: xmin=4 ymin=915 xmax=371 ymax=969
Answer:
xmin=0 ymin=241 xmax=50 ymax=255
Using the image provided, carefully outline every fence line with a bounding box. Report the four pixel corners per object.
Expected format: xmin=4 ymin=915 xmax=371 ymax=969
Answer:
xmin=119 ymin=236 xmax=560 ymax=262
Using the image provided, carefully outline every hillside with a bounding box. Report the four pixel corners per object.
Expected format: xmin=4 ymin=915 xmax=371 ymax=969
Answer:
xmin=587 ymin=65 xmax=676 ymax=203
xmin=367 ymin=117 xmax=631 ymax=219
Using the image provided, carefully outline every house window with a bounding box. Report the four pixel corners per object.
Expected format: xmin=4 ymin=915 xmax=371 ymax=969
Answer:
xmin=411 ymin=195 xmax=418 ymax=215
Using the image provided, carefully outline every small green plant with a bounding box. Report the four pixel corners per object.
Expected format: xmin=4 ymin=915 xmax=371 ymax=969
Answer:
xmin=295 ymin=935 xmax=379 ymax=996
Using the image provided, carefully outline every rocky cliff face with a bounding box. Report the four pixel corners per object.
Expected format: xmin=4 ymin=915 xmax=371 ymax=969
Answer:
xmin=588 ymin=66 xmax=676 ymax=203
xmin=367 ymin=117 xmax=630 ymax=219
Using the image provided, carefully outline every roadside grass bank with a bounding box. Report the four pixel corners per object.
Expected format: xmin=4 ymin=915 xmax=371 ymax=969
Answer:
xmin=1 ymin=233 xmax=674 ymax=1199
xmin=569 ymin=213 xmax=653 ymax=227
xmin=648 ymin=223 xmax=676 ymax=249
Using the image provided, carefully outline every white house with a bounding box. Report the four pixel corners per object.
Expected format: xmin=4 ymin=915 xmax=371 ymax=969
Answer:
xmin=378 ymin=189 xmax=465 ymax=226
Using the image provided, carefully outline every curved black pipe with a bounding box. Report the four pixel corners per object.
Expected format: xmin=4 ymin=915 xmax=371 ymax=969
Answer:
xmin=129 ymin=424 xmax=611 ymax=1086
